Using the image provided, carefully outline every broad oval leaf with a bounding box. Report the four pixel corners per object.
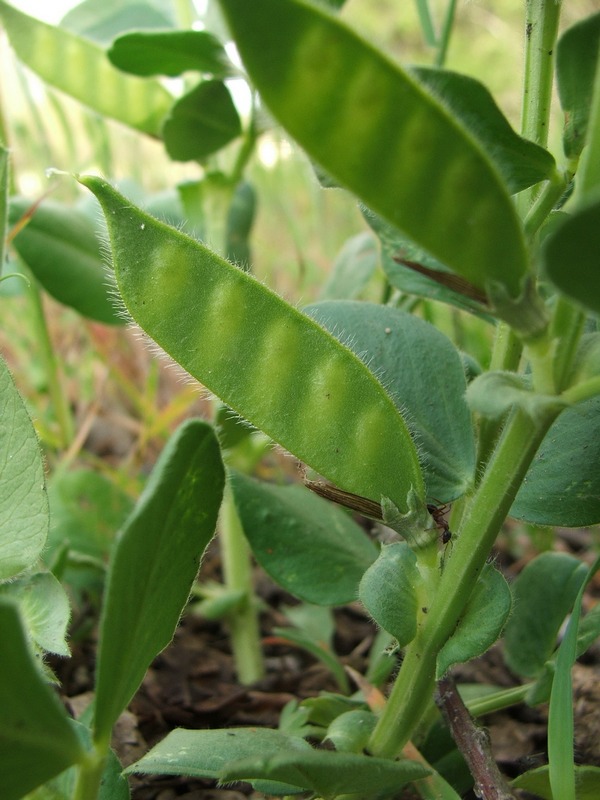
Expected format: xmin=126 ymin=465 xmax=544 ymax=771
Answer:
xmin=0 ymin=599 xmax=85 ymax=800
xmin=218 ymin=0 xmax=528 ymax=297
xmin=0 ymin=355 xmax=48 ymax=580
xmin=410 ymin=66 xmax=556 ymax=194
xmin=542 ymin=196 xmax=600 ymax=316
xmin=9 ymin=198 xmax=122 ymax=325
xmin=305 ymin=301 xmax=476 ymax=501
xmin=359 ymin=542 xmax=420 ymax=646
xmin=93 ymin=419 xmax=225 ymax=743
xmin=503 ymin=552 xmax=587 ymax=678
xmin=0 ymin=571 xmax=70 ymax=656
xmin=556 ymin=11 xmax=600 ymax=159
xmin=163 ymin=80 xmax=242 ymax=161
xmin=231 ymin=472 xmax=378 ymax=606
xmin=320 ymin=232 xmax=379 ymax=301
xmin=436 ymin=562 xmax=512 ymax=678
xmin=513 ymin=764 xmax=600 ymax=800
xmin=109 ymin=29 xmax=233 ymax=78
xmin=0 ymin=0 xmax=172 ymax=136
xmin=511 ymin=396 xmax=600 ymax=526
xmin=79 ymin=175 xmax=424 ymax=513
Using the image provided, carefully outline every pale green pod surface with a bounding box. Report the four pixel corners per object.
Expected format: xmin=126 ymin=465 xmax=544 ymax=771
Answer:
xmin=218 ymin=0 xmax=528 ymax=297
xmin=79 ymin=176 xmax=423 ymax=511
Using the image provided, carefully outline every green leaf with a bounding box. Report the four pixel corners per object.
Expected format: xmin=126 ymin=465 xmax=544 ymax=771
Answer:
xmin=511 ymin=396 xmax=600 ymax=526
xmin=503 ymin=552 xmax=587 ymax=678
xmin=220 ymin=748 xmax=430 ymax=798
xmin=9 ymin=198 xmax=123 ymax=325
xmin=79 ymin=175 xmax=424 ymax=513
xmin=47 ymin=469 xmax=134 ymax=562
xmin=359 ymin=542 xmax=420 ymax=646
xmin=109 ymin=29 xmax=233 ymax=77
xmin=61 ymin=0 xmax=175 ymax=44
xmin=325 ymin=710 xmax=376 ymax=753
xmin=93 ymin=419 xmax=225 ymax=743
xmin=218 ymin=0 xmax=528 ymax=298
xmin=230 ymin=472 xmax=378 ymax=605
xmin=0 ymin=599 xmax=85 ymax=800
xmin=513 ymin=764 xmax=600 ymax=800
xmin=436 ymin=563 xmax=512 ymax=678
xmin=127 ymin=727 xmax=312 ymax=796
xmin=163 ymin=80 xmax=242 ymax=161
xmin=0 ymin=571 xmax=70 ymax=656
xmin=320 ymin=232 xmax=379 ymax=301
xmin=305 ymin=301 xmax=476 ymax=501
xmin=410 ymin=66 xmax=556 ymax=194
xmin=0 ymin=0 xmax=172 ymax=136
xmin=542 ymin=196 xmax=600 ymax=315
xmin=556 ymin=11 xmax=600 ymax=159
xmin=225 ymin=180 xmax=256 ymax=270
xmin=0 ymin=355 xmax=48 ymax=580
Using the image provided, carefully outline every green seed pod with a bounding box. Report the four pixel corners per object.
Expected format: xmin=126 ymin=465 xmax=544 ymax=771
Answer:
xmin=79 ymin=176 xmax=424 ymax=512
xmin=218 ymin=0 xmax=529 ymax=298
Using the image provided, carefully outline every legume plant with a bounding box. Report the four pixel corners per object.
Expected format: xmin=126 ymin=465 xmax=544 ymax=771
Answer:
xmin=1 ymin=1 xmax=600 ymax=799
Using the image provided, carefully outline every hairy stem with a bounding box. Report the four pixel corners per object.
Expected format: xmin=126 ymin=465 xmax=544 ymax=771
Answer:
xmin=368 ymin=404 xmax=561 ymax=757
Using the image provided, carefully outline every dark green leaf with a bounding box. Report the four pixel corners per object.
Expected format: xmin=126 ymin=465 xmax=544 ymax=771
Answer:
xmin=0 ymin=355 xmax=48 ymax=580
xmin=220 ymin=748 xmax=430 ymax=798
xmin=410 ymin=66 xmax=556 ymax=194
xmin=163 ymin=80 xmax=242 ymax=161
xmin=47 ymin=469 xmax=134 ymax=562
xmin=226 ymin=180 xmax=256 ymax=270
xmin=0 ymin=571 xmax=70 ymax=656
xmin=543 ymin=196 xmax=600 ymax=315
xmin=326 ymin=710 xmax=376 ymax=753
xmin=511 ymin=396 xmax=600 ymax=526
xmin=305 ymin=301 xmax=476 ymax=501
xmin=0 ymin=0 xmax=172 ymax=136
xmin=556 ymin=11 xmax=600 ymax=158
xmin=109 ymin=30 xmax=233 ymax=77
xmin=9 ymin=198 xmax=122 ymax=324
xmin=359 ymin=542 xmax=419 ymax=646
xmin=436 ymin=563 xmax=512 ymax=678
xmin=503 ymin=552 xmax=587 ymax=678
xmin=0 ymin=599 xmax=85 ymax=800
xmin=513 ymin=764 xmax=600 ymax=800
xmin=218 ymin=0 xmax=528 ymax=298
xmin=320 ymin=232 xmax=379 ymax=300
xmin=230 ymin=472 xmax=378 ymax=606
xmin=61 ymin=0 xmax=175 ymax=44
xmin=93 ymin=420 xmax=225 ymax=743
xmin=127 ymin=727 xmax=312 ymax=796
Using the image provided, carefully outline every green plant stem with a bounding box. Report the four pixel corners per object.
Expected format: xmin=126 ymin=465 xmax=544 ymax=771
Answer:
xmin=549 ymin=296 xmax=586 ymax=393
xmin=518 ymin=0 xmax=562 ymax=216
xmin=369 ymin=404 xmax=561 ymax=758
xmin=561 ymin=375 xmax=600 ymax=406
xmin=467 ymin=684 xmax=531 ymax=718
xmin=523 ymin=167 xmax=569 ymax=240
xmin=435 ymin=0 xmax=457 ymax=67
xmin=219 ymin=483 xmax=265 ymax=684
xmin=73 ymin=750 xmax=107 ymax=800
xmin=414 ymin=0 xmax=437 ymax=47
xmin=25 ymin=269 xmax=74 ymax=447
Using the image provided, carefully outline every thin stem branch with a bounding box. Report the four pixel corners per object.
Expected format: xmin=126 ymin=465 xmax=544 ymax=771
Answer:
xmin=437 ymin=675 xmax=519 ymax=800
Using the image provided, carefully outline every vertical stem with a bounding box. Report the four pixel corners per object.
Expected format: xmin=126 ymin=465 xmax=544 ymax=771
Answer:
xmin=369 ymin=405 xmax=561 ymax=758
xmin=435 ymin=0 xmax=457 ymax=67
xmin=220 ymin=482 xmax=265 ymax=684
xmin=25 ymin=270 xmax=75 ymax=447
